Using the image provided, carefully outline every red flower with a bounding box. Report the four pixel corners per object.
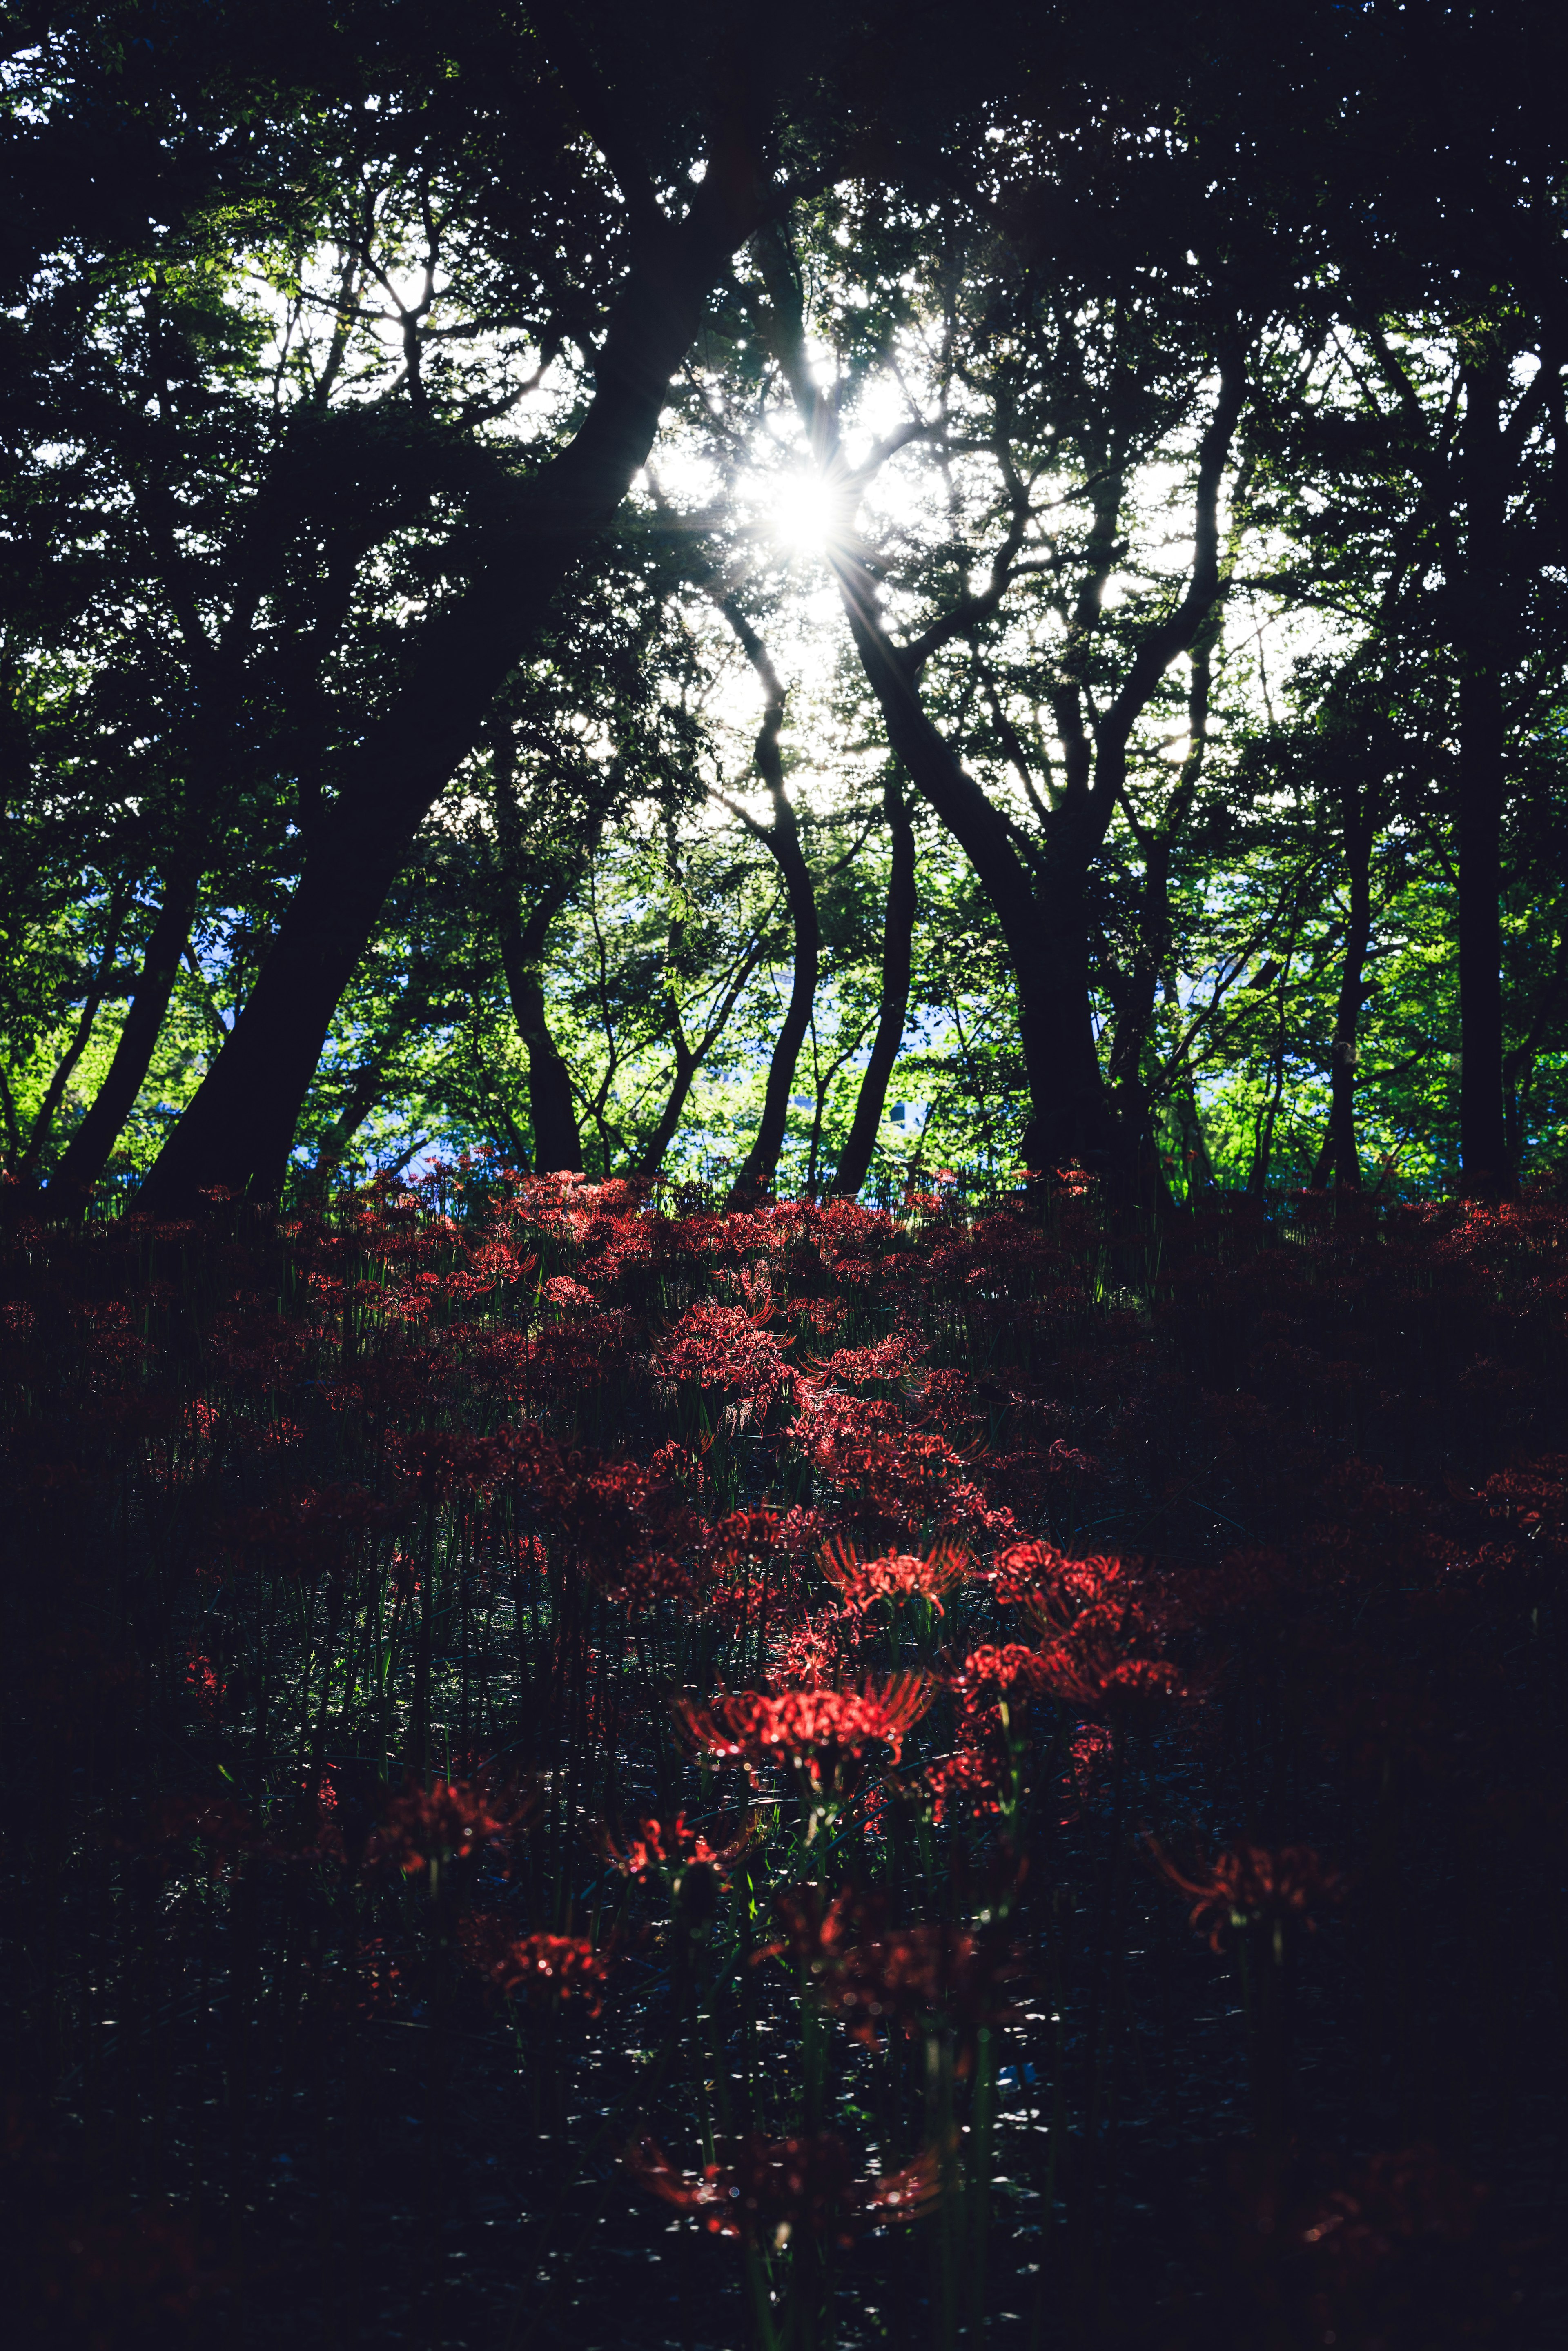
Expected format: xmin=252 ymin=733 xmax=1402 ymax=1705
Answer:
xmin=1148 ymin=1839 xmax=1345 ymax=1954
xmin=653 ymin=1300 xmax=797 ymax=1421
xmin=366 ymin=1770 xmax=535 ymax=1879
xmin=1034 ymin=1603 xmax=1182 ymax=1720
xmin=599 ymin=1810 xmax=754 ymax=1887
xmin=673 ymin=1676 xmax=932 ymax=1779
xmin=624 ymin=2130 xmax=939 ymax=2249
xmin=457 ymin=1914 xmax=608 ymax=2013
xmin=818 ymin=1538 xmax=970 ymax=1614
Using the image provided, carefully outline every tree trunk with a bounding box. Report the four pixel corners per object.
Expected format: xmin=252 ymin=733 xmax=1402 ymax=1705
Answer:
xmin=1457 ymin=348 xmax=1510 ymax=1196
xmin=833 ymin=774 xmax=916 ymax=1196
xmin=310 ymin=964 xmax=434 ymax=1183
xmin=132 ymin=171 xmax=763 ymax=1217
xmin=634 ymin=924 xmax=767 ymax=1180
xmin=18 ymin=882 xmax=131 ymax=1180
xmin=1502 ymin=908 xmax=1568 ymax=1169
xmin=490 ymin=728 xmax=586 ymax=1174
xmin=50 ymin=866 xmax=200 ymax=1199
xmin=1326 ymin=825 xmax=1374 ymax=1193
xmin=1310 ymin=768 xmax=1378 ymax=1191
xmin=722 ymin=615 xmax=818 ymax=1209
xmin=497 ymin=888 xmax=582 ymax=1174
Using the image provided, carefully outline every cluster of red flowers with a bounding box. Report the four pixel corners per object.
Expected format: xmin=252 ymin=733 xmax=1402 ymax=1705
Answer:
xmin=7 ymin=1163 xmax=1560 ymax=2346
xmin=672 ymin=1675 xmax=933 ymax=1786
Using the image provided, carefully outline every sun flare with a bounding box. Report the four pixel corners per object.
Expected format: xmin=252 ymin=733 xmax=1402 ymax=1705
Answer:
xmin=771 ymin=469 xmax=843 ymax=550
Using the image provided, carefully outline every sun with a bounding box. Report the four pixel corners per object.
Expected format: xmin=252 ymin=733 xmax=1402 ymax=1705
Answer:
xmin=771 ymin=469 xmax=843 ymax=551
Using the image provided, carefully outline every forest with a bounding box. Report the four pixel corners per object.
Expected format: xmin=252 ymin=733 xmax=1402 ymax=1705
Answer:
xmin=3 ymin=5 xmax=1568 ymax=2349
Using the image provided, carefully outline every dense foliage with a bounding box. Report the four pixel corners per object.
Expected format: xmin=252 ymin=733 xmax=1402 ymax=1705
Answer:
xmin=3 ymin=3 xmax=1567 ymax=1208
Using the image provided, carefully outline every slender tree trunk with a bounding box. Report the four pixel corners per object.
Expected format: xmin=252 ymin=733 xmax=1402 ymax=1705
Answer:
xmin=51 ymin=867 xmax=200 ymax=1198
xmin=833 ymin=775 xmax=917 ymax=1196
xmin=132 ymin=167 xmax=764 ymax=1216
xmin=722 ymin=615 xmax=819 ymax=1209
xmin=1326 ymin=815 xmax=1374 ymax=1192
xmin=634 ymin=928 xmax=768 ymax=1180
xmin=17 ymin=883 xmax=131 ymax=1179
xmin=1502 ymin=908 xmax=1568 ymax=1168
xmin=1309 ymin=768 xmax=1379 ymax=1190
xmin=1457 ymin=349 xmax=1510 ymax=1196
xmin=490 ymin=730 xmax=585 ymax=1174
xmin=636 ymin=1032 xmax=702 ymax=1181
xmin=1104 ymin=629 xmax=1218 ymax=1203
xmin=311 ymin=966 xmax=432 ymax=1181
xmin=497 ymin=890 xmax=582 ymax=1174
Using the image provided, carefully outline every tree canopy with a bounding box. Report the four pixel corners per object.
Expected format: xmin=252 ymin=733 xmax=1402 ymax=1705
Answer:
xmin=4 ymin=0 xmax=1568 ymax=1207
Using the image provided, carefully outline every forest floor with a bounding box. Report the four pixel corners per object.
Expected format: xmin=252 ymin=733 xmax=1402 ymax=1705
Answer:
xmin=2 ymin=1169 xmax=1566 ymax=2351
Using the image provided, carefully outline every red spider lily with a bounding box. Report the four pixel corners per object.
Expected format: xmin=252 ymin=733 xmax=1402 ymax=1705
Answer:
xmin=1148 ymin=1838 xmax=1345 ymax=1954
xmin=764 ymin=1886 xmax=1022 ymax=2062
xmin=673 ymin=1676 xmax=932 ymax=1836
xmin=184 ymin=1645 xmax=223 ymax=1723
xmin=652 ymin=1300 xmax=797 ymax=1419
xmin=456 ymin=1914 xmax=608 ymax=2013
xmin=624 ymin=2130 xmax=939 ymax=2249
xmin=950 ymin=1643 xmax=1053 ymax=1707
xmin=802 ymin=1331 xmax=923 ymax=1391
xmin=599 ymin=1810 xmax=753 ymax=1884
xmin=933 ymin=1644 xmax=1058 ymax=1824
xmin=818 ymin=1538 xmax=970 ymax=1614
xmin=365 ymin=1770 xmax=536 ymax=1880
xmin=1067 ymin=1722 xmax=1114 ymax=1796
xmin=926 ymin=1745 xmax=1003 ymax=1824
xmin=1034 ymin=1602 xmax=1183 ymax=1720
xmin=672 ymin=1675 xmax=932 ymax=1778
xmin=995 ymin=1543 xmax=1127 ymax=1629
xmin=768 ymin=1603 xmax=884 ymax=1688
xmin=705 ymin=1506 xmax=786 ymax=1572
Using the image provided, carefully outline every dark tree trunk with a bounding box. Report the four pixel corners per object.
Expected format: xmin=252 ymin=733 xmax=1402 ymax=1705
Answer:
xmin=1502 ymin=911 xmax=1568 ymax=1169
xmin=490 ymin=728 xmax=585 ymax=1175
xmin=1103 ymin=629 xmax=1218 ymax=1203
xmin=497 ymin=889 xmax=582 ymax=1174
xmin=833 ymin=774 xmax=916 ymax=1196
xmin=51 ymin=867 xmax=200 ymax=1199
xmin=310 ymin=963 xmax=435 ymax=1182
xmin=18 ymin=882 xmax=131 ymax=1180
xmin=722 ymin=614 xmax=818 ymax=1209
xmin=1310 ymin=769 xmax=1378 ymax=1191
xmin=828 ymin=540 xmax=1111 ymax=1176
xmin=131 ymin=171 xmax=763 ymax=1217
xmin=1457 ymin=349 xmax=1510 ymax=1196
xmin=635 ymin=926 xmax=767 ymax=1180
